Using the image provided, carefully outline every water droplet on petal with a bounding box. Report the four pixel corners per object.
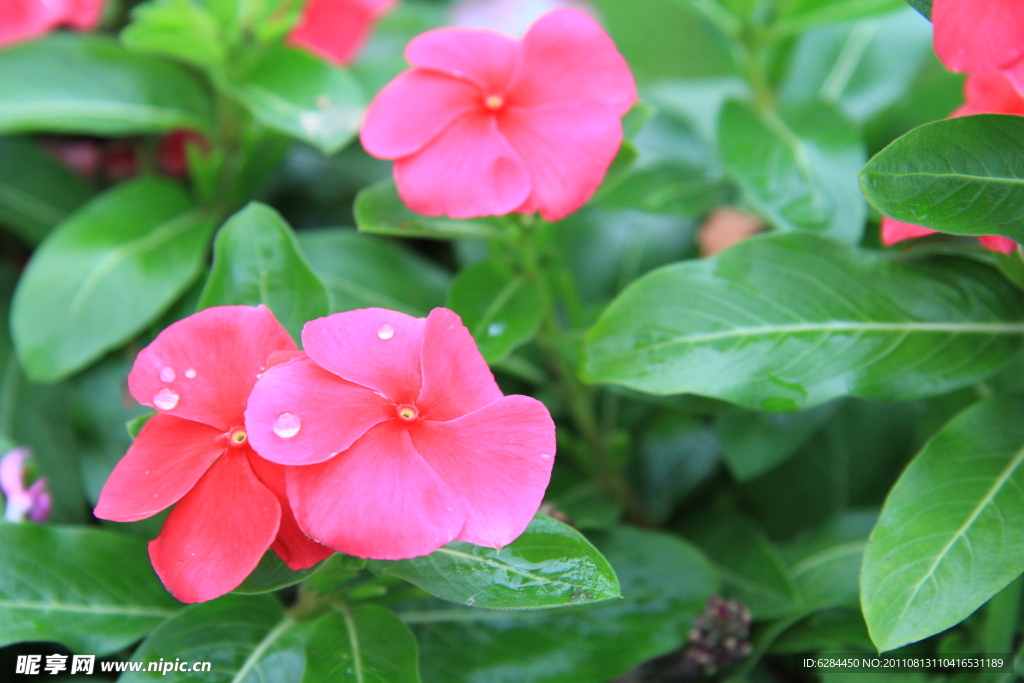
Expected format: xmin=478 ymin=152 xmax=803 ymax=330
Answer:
xmin=487 ymin=322 xmax=506 ymax=337
xmin=153 ymin=388 xmax=179 ymax=411
xmin=184 ymin=368 xmax=196 ymax=379
xmin=377 ymin=324 xmax=394 ymax=340
xmin=273 ymin=412 xmax=301 ymax=438
xmin=159 ymin=367 xmax=176 ymax=382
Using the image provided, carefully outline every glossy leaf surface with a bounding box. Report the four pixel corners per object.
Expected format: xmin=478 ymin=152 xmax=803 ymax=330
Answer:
xmin=356 ymin=180 xmax=506 ymax=241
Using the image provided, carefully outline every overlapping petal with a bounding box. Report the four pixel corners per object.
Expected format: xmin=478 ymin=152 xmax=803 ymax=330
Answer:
xmin=287 ymin=421 xmax=466 ymax=559
xmin=979 ymin=235 xmax=1018 ymax=254
xmin=288 ymin=0 xmax=396 ymax=65
xmin=417 ymin=308 xmax=502 ymax=422
xmin=94 ymin=415 xmax=224 ymax=523
xmin=954 ymin=72 xmax=1024 ymax=117
xmin=128 ymin=305 xmax=295 ymax=431
xmin=934 ymin=0 xmax=1024 ymax=73
xmin=63 ymin=0 xmax=103 ymax=30
xmin=394 ymin=112 xmax=532 ymax=219
xmin=411 ymin=395 xmax=555 ymax=548
xmin=500 ymin=99 xmax=623 ymax=221
xmin=406 ymin=27 xmax=520 ymax=92
xmin=149 ymin=452 xmax=280 ymax=603
xmin=361 ymin=70 xmax=480 ymax=160
xmin=0 ymin=0 xmax=61 ymax=46
xmin=245 ymin=355 xmax=393 ymax=466
xmin=302 ymin=308 xmax=425 ymax=404
xmin=881 ymin=216 xmax=937 ymax=247
xmin=511 ymin=8 xmax=636 ymax=113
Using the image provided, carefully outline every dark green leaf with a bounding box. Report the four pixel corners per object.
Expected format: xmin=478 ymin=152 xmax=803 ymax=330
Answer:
xmin=368 ymin=515 xmax=620 ymax=610
xmin=862 ymin=395 xmax=1024 ymax=651
xmin=305 ymin=605 xmax=421 ymax=683
xmin=413 ymin=526 xmax=718 ymax=683
xmin=297 ymin=229 xmax=450 ymax=316
xmin=719 ymin=100 xmax=866 ymax=243
xmin=233 ymin=550 xmax=327 ymax=596
xmin=583 ymin=232 xmax=1024 ymax=411
xmin=0 ymin=525 xmax=181 ymax=655
xmin=0 ymin=34 xmax=212 ymax=135
xmin=228 ymin=46 xmax=365 ymax=155
xmin=860 ymin=115 xmax=1024 ymax=243
xmin=446 ymin=260 xmax=543 ymax=363
xmin=0 ymin=136 xmax=92 ymax=244
xmin=718 ymin=402 xmax=838 ymax=481
xmin=774 ymin=0 xmax=906 ymax=36
xmin=904 ymin=0 xmax=931 ymax=19
xmin=126 ymin=412 xmax=155 ymax=440
xmin=634 ymin=412 xmax=720 ymax=523
xmin=198 ymin=202 xmax=329 ymax=341
xmin=770 ymin=610 xmax=874 ymax=653
xmin=356 ymin=180 xmax=507 ymax=241
xmin=12 ymin=178 xmax=214 ymax=382
xmin=783 ymin=511 xmax=875 ymax=611
xmin=121 ymin=0 xmax=225 ymax=69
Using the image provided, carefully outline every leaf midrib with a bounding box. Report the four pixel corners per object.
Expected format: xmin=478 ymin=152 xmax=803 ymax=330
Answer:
xmin=0 ymin=599 xmax=178 ymax=618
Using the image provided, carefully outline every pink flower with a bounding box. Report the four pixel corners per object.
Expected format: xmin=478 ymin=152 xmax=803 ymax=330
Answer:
xmin=288 ymin=0 xmax=397 ymax=65
xmin=244 ymin=308 xmax=557 ymax=560
xmin=95 ymin=306 xmax=332 ymax=604
xmin=451 ymin=0 xmax=596 ymax=36
xmin=360 ymin=8 xmax=637 ymax=222
xmin=881 ymin=71 xmax=1021 ymax=255
xmin=934 ymin=0 xmax=1024 ymax=76
xmin=1 ymin=447 xmax=51 ymax=523
xmin=0 ymin=0 xmax=103 ymax=48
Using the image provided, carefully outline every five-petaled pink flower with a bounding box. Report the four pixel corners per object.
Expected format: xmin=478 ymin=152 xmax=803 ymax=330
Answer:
xmin=0 ymin=0 xmax=104 ymax=48
xmin=288 ymin=0 xmax=397 ymax=65
xmin=360 ymin=8 xmax=637 ymax=222
xmin=934 ymin=0 xmax=1024 ymax=90
xmin=881 ymin=71 xmax=1021 ymax=255
xmin=245 ymin=308 xmax=556 ymax=560
xmin=95 ymin=306 xmax=332 ymax=604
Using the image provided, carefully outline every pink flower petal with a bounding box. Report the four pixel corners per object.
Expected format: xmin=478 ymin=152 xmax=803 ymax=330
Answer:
xmin=881 ymin=216 xmax=937 ymax=247
xmin=954 ymin=72 xmax=1024 ymax=117
xmin=511 ymin=8 xmax=636 ymax=114
xmin=245 ymin=355 xmax=393 ymax=466
xmin=410 ymin=395 xmax=555 ymax=548
xmin=500 ymin=100 xmax=624 ymax=221
xmin=63 ymin=0 xmax=103 ymax=30
xmin=417 ymin=308 xmax=502 ymax=422
xmin=94 ymin=415 xmax=224 ymax=523
xmin=406 ymin=26 xmax=520 ymax=93
xmin=287 ymin=0 xmax=396 ymax=65
xmin=302 ymin=308 xmax=426 ymax=404
xmin=247 ymin=453 xmax=334 ymax=570
xmin=149 ymin=451 xmax=280 ymax=603
xmin=361 ymin=69 xmax=481 ymax=160
xmin=934 ymin=0 xmax=1024 ymax=73
xmin=0 ymin=0 xmax=62 ymax=46
xmin=128 ymin=305 xmax=295 ymax=432
xmin=980 ymin=235 xmax=1018 ymax=254
xmin=394 ymin=112 xmax=532 ymax=219
xmin=287 ymin=421 xmax=466 ymax=560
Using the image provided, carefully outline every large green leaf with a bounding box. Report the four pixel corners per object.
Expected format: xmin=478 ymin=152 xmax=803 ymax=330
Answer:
xmin=297 ymin=229 xmax=450 ymax=317
xmin=718 ymin=402 xmax=838 ymax=481
xmin=121 ymin=0 xmax=225 ymax=70
xmin=228 ymin=46 xmax=365 ymax=155
xmin=0 ymin=34 xmax=211 ymax=135
xmin=198 ymin=202 xmax=329 ymax=341
xmin=582 ymin=232 xmax=1024 ymax=411
xmin=12 ymin=178 xmax=214 ymax=382
xmin=862 ymin=395 xmax=1024 ymax=651
xmin=368 ymin=515 xmax=620 ymax=610
xmin=0 ymin=525 xmax=181 ymax=655
xmin=718 ymin=100 xmax=866 ymax=243
xmin=305 ymin=606 xmax=421 ymax=683
xmin=232 ymin=550 xmax=326 ymax=596
xmin=0 ymin=136 xmax=92 ymax=244
xmin=774 ymin=0 xmax=906 ymax=36
xmin=860 ymin=115 xmax=1024 ymax=242
xmin=356 ymin=180 xmax=507 ymax=241
xmin=446 ymin=259 xmax=543 ymax=363
xmin=413 ymin=526 xmax=718 ymax=683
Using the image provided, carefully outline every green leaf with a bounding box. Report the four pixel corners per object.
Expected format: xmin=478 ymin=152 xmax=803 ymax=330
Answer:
xmin=446 ymin=260 xmax=543 ymax=363
xmin=297 ymin=229 xmax=450 ymax=317
xmin=718 ymin=402 xmax=838 ymax=481
xmin=0 ymin=136 xmax=92 ymax=244
xmin=228 ymin=46 xmax=365 ymax=155
xmin=0 ymin=34 xmax=212 ymax=135
xmin=582 ymin=232 xmax=1024 ymax=411
xmin=860 ymin=115 xmax=1024 ymax=242
xmin=12 ymin=178 xmax=214 ymax=382
xmin=784 ymin=511 xmax=875 ymax=612
xmin=126 ymin=412 xmax=155 ymax=440
xmin=0 ymin=525 xmax=181 ymax=655
xmin=774 ymin=0 xmax=906 ymax=36
xmin=718 ymin=100 xmax=866 ymax=243
xmin=904 ymin=0 xmax=931 ymax=19
xmin=413 ymin=526 xmax=718 ymax=683
xmin=121 ymin=0 xmax=225 ymax=69
xmin=368 ymin=515 xmax=620 ymax=610
xmin=356 ymin=180 xmax=507 ymax=241
xmin=305 ymin=605 xmax=421 ymax=683
xmin=862 ymin=395 xmax=1024 ymax=651
xmin=634 ymin=411 xmax=720 ymax=523
xmin=198 ymin=203 xmax=329 ymax=341
xmin=233 ymin=550 xmax=326 ymax=596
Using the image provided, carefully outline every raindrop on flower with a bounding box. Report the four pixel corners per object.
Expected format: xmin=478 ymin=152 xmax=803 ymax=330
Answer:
xmin=153 ymin=388 xmax=179 ymax=411
xmin=377 ymin=324 xmax=395 ymax=340
xmin=487 ymin=322 xmax=506 ymax=337
xmin=184 ymin=368 xmax=196 ymax=379
xmin=159 ymin=367 xmax=176 ymax=382
xmin=273 ymin=412 xmax=301 ymax=438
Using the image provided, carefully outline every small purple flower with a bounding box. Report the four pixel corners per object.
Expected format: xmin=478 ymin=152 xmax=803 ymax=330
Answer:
xmin=1 ymin=447 xmax=51 ymax=523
